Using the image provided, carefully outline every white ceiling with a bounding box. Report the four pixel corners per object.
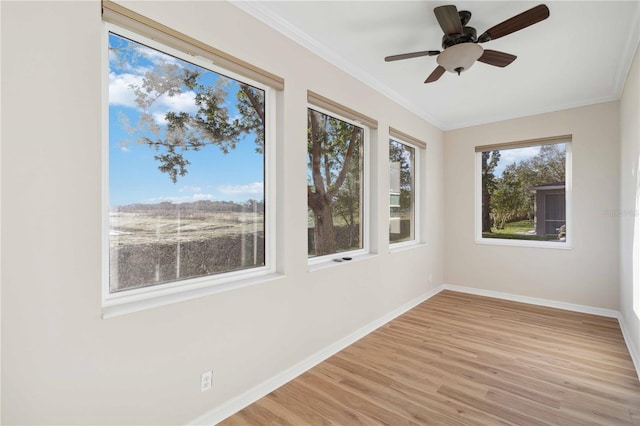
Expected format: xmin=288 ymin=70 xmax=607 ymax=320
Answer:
xmin=233 ymin=1 xmax=640 ymax=130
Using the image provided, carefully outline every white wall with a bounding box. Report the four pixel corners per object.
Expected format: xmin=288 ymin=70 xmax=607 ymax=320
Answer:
xmin=619 ymin=46 xmax=640 ymax=366
xmin=444 ymin=102 xmax=620 ymax=309
xmin=0 ymin=1 xmax=444 ymax=424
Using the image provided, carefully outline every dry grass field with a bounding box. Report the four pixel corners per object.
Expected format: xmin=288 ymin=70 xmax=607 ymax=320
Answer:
xmin=110 ymin=210 xmax=264 ymax=246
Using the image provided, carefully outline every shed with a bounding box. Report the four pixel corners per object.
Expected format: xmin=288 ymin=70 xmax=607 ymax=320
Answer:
xmin=528 ymin=182 xmax=566 ymax=236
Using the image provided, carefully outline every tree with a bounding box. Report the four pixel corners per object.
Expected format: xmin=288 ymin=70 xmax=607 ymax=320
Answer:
xmin=487 ymin=144 xmax=566 ymax=231
xmin=481 ymin=150 xmax=501 ymax=232
xmin=525 ymin=144 xmax=566 ymax=186
xmin=307 ymin=110 xmax=361 ymax=255
xmin=490 ymin=163 xmax=529 ymax=229
xmin=333 ymin=168 xmax=360 ymax=248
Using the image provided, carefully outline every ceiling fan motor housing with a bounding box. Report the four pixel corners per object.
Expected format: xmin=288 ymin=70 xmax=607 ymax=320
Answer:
xmin=441 ymin=26 xmax=477 ymax=49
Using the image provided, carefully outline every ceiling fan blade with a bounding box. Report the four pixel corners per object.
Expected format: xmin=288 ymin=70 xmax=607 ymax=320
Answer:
xmin=385 ymin=50 xmax=440 ymax=62
xmin=477 ymin=50 xmax=517 ymax=67
xmin=477 ymin=4 xmax=550 ymax=43
xmin=425 ymin=66 xmax=446 ymax=83
xmin=434 ymin=5 xmax=464 ymax=35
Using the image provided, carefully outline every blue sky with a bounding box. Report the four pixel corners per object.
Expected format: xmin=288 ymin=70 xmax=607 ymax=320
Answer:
xmin=108 ymin=33 xmax=264 ymax=208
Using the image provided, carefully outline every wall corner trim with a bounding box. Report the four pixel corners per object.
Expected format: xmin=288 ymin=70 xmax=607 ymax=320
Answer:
xmin=188 ymin=285 xmax=445 ymax=425
xmin=618 ymin=314 xmax=640 ymax=382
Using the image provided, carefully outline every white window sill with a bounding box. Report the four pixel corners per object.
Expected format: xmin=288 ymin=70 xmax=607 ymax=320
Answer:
xmin=102 ymin=272 xmax=284 ymax=319
xmin=307 ymin=252 xmax=378 ymax=272
xmin=389 ymin=241 xmax=427 ymax=253
xmin=475 ymin=238 xmax=573 ymax=250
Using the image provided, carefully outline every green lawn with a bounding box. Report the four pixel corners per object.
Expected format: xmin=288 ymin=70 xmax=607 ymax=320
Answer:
xmin=483 ymin=220 xmax=559 ymax=241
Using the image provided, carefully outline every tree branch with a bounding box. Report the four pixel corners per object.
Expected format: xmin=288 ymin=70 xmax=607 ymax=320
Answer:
xmin=309 ymin=111 xmax=327 ymax=197
xmin=328 ymin=127 xmax=359 ymax=200
xmin=241 ymin=85 xmax=265 ymax=123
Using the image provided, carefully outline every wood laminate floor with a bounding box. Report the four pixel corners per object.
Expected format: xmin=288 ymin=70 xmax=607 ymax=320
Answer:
xmin=219 ymin=291 xmax=640 ymax=425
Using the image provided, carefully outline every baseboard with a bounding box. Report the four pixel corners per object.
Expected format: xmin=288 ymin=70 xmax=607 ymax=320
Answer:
xmin=189 ymin=285 xmax=445 ymax=425
xmin=442 ymin=284 xmax=619 ymax=318
xmin=618 ymin=314 xmax=640 ymax=381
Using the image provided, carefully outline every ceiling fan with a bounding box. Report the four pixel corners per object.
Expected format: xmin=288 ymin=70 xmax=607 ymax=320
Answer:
xmin=385 ymin=4 xmax=550 ymax=83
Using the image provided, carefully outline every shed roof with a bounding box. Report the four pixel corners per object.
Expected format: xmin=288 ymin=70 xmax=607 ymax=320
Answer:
xmin=528 ymin=182 xmax=566 ymax=191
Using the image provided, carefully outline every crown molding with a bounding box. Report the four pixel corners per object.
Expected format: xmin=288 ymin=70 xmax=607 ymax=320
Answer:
xmin=230 ymin=0 xmax=446 ymax=129
xmin=231 ymin=1 xmax=639 ymax=132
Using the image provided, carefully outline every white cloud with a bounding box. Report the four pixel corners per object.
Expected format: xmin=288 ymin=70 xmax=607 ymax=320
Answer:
xmin=217 ymin=182 xmax=264 ymax=196
xmin=499 ymin=146 xmax=540 ymax=166
xmin=152 ymin=112 xmax=168 ymax=125
xmin=108 ymin=72 xmax=142 ymax=108
xmin=141 ymin=48 xmax=180 ymax=67
xmin=109 ymin=70 xmax=198 ymax=124
xmin=150 ymin=91 xmax=199 ymax=125
xmin=178 ymin=185 xmax=202 ymax=193
xmin=159 ymin=91 xmax=199 ymax=112
xmin=193 ymin=193 xmax=214 ymax=201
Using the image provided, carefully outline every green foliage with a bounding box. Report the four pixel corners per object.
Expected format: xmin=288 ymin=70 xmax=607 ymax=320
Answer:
xmin=490 ymin=219 xmax=535 ymax=234
xmin=483 ymin=220 xmax=557 ymax=241
xmin=482 ymin=150 xmax=501 ymax=189
xmin=490 ymin=164 xmax=530 ymax=229
xmin=155 ymin=152 xmax=190 ymax=183
xmin=237 ymin=86 xmax=265 ymax=154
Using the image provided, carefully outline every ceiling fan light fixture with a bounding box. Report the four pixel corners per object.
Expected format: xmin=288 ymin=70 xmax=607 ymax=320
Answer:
xmin=436 ymin=43 xmax=483 ymax=74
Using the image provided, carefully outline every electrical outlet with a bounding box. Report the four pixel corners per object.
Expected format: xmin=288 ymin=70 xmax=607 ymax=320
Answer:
xmin=201 ymin=370 xmax=212 ymax=392
xmin=428 ymin=273 xmax=433 ymax=284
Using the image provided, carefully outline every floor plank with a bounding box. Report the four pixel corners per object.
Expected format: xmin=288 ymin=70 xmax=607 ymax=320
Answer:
xmin=219 ymin=291 xmax=640 ymax=425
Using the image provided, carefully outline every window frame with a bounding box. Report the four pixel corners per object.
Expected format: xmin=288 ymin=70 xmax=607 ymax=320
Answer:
xmin=306 ymin=103 xmax=371 ymax=267
xmin=388 ymin=136 xmax=422 ymax=249
xmin=101 ymin=23 xmax=279 ymax=318
xmin=474 ymin=137 xmax=573 ymax=249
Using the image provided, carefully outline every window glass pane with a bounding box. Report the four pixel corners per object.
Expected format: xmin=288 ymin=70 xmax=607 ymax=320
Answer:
xmin=108 ymin=32 xmax=266 ymax=293
xmin=307 ymin=108 xmax=363 ymax=257
xmin=389 ymin=140 xmax=415 ymax=243
xmin=480 ymin=143 xmax=566 ymax=242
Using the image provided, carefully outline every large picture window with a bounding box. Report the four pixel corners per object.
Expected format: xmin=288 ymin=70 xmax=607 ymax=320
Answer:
xmin=476 ymin=138 xmax=571 ymax=247
xmin=106 ymin=27 xmax=273 ymax=298
xmin=307 ymin=107 xmax=366 ymax=258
